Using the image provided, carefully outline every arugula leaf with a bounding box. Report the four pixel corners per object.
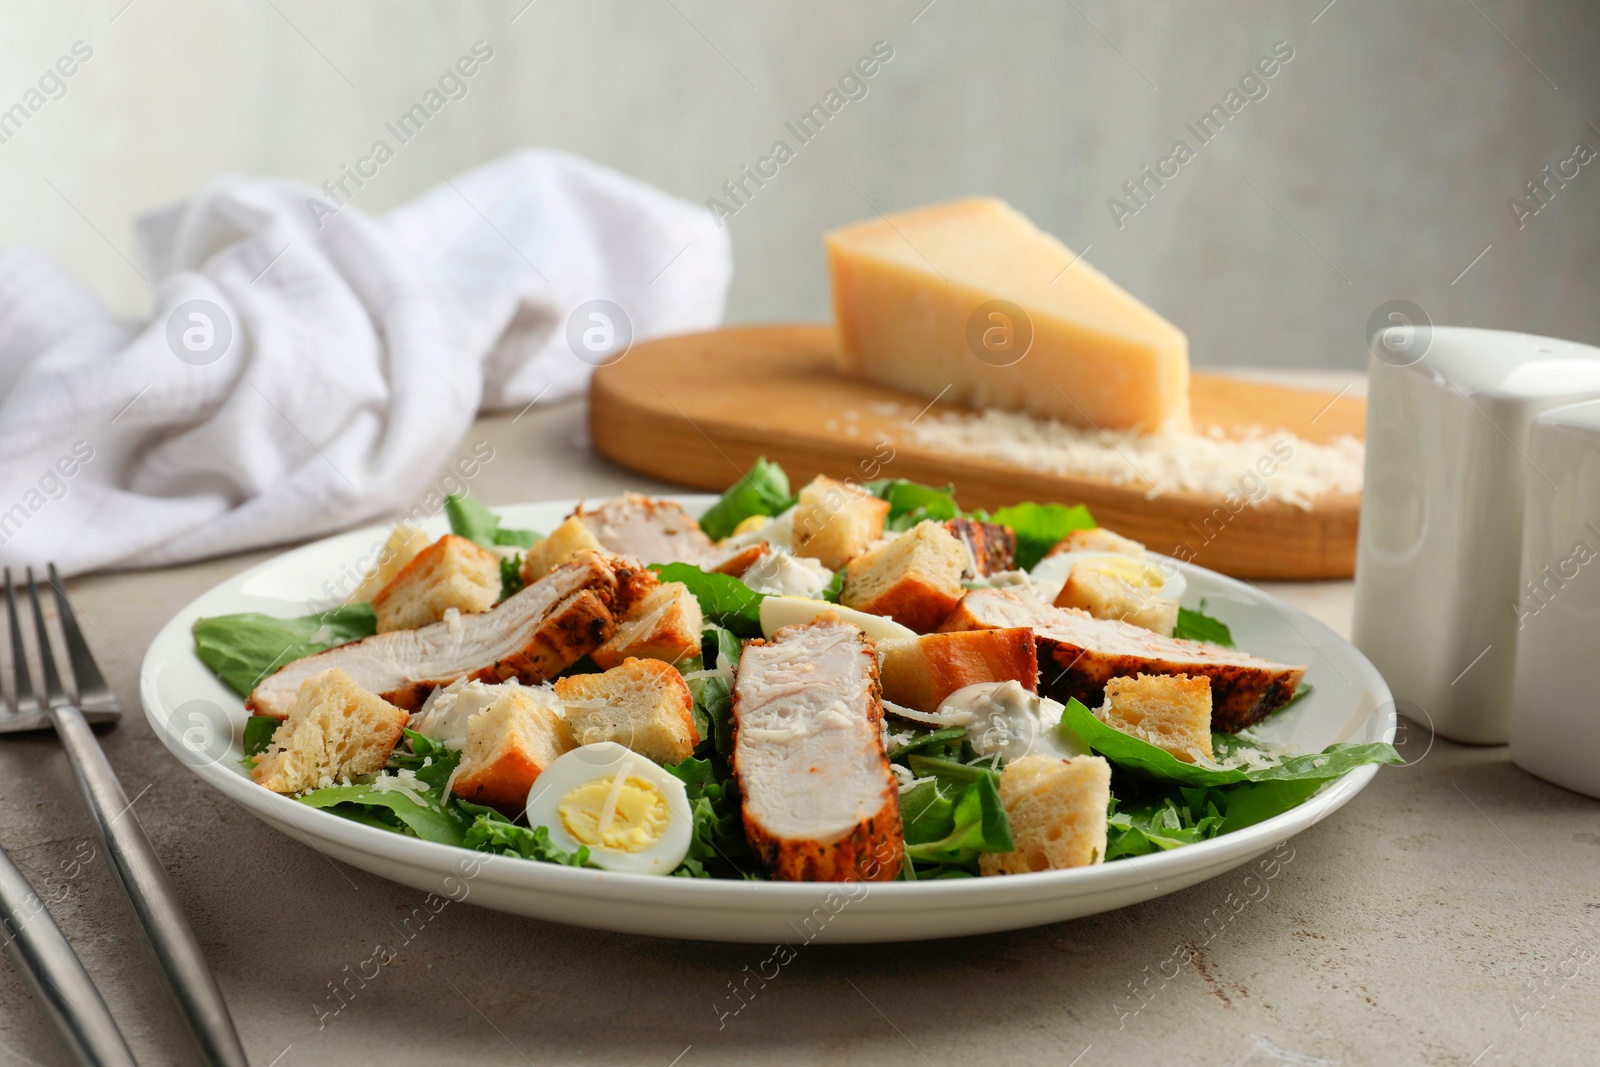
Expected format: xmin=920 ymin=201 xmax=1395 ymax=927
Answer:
xmin=981 ymin=502 xmax=1096 ymax=570
xmin=242 ymin=715 xmax=279 ymax=758
xmin=298 ymin=768 xmax=469 ymax=846
xmin=888 ymin=727 xmax=968 ymax=761
xmin=1060 ymin=698 xmax=1244 ymax=787
xmin=866 ymin=479 xmax=960 ymax=532
xmin=697 ymin=457 xmax=794 ymax=541
xmin=1174 ymin=603 xmax=1234 ymax=647
xmin=444 ymin=493 xmax=541 ymax=550
xmin=1062 ymin=698 xmax=1403 ymax=800
xmin=193 ymin=603 xmax=376 ymax=697
xmin=653 ymin=563 xmax=766 ymax=637
xmin=905 ymin=753 xmax=998 ymax=790
xmin=903 ymin=774 xmax=1014 ymax=865
xmin=499 ymin=554 xmax=526 ymax=601
xmin=463 ymin=815 xmax=590 ymax=867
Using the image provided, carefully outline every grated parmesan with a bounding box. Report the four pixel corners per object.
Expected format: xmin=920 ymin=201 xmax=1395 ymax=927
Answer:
xmin=902 ymin=410 xmax=1363 ymax=507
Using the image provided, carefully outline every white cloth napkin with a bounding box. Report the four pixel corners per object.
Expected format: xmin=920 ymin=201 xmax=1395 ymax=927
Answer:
xmin=0 ymin=149 xmax=729 ymax=577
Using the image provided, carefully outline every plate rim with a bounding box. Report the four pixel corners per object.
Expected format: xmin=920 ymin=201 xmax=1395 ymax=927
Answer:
xmin=138 ymin=494 xmax=1395 ymax=913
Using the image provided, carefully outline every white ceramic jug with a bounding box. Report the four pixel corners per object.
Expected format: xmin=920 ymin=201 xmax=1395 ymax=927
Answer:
xmin=1352 ymin=326 xmax=1600 ymax=744
xmin=1509 ymin=400 xmax=1600 ymax=796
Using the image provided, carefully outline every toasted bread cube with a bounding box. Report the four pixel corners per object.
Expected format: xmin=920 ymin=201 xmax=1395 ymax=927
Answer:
xmin=841 ymin=521 xmax=968 ymax=633
xmin=253 ymin=669 xmax=409 ymax=793
xmin=450 ymin=687 xmax=574 ymax=815
xmin=520 ymin=516 xmax=605 ymax=585
xmin=878 ymin=628 xmax=1038 ymax=712
xmin=371 ymin=534 xmax=501 ymax=633
xmin=591 ymin=581 xmax=704 ymax=669
xmin=979 ymin=755 xmax=1110 ymax=875
xmin=792 ymin=476 xmax=890 ymax=571
xmin=349 ymin=525 xmax=432 ymax=603
xmin=554 ymin=658 xmax=699 ymax=764
xmin=1054 ymin=564 xmax=1178 ymax=636
xmin=1097 ymin=673 xmax=1214 ymax=762
xmin=943 ymin=518 xmax=1017 ymax=576
xmin=1047 ymin=527 xmax=1147 ymax=559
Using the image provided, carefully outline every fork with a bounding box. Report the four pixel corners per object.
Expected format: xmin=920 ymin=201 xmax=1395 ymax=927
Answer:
xmin=4 ymin=566 xmax=249 ymax=1067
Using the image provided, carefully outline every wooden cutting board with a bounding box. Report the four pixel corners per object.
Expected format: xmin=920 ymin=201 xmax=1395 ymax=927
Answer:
xmin=589 ymin=325 xmax=1365 ymax=580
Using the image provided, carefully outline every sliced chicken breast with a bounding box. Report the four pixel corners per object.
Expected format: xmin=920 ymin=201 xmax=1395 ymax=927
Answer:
xmin=573 ymin=493 xmax=718 ymax=567
xmin=247 ymin=552 xmax=654 ymax=718
xmin=732 ymin=616 xmax=903 ymax=881
xmin=940 ymin=588 xmax=1306 ymax=732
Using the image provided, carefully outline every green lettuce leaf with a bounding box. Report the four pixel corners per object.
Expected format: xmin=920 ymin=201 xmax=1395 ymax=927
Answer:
xmin=499 ymin=554 xmax=526 ymax=601
xmin=687 ymin=625 xmax=742 ymax=761
xmin=445 ymin=493 xmax=541 ymax=549
xmin=981 ymin=502 xmax=1096 ymax=570
xmin=1106 ymin=789 xmax=1224 ymax=859
xmin=242 ymin=715 xmax=279 ymax=758
xmin=193 ymin=602 xmax=376 ymax=697
xmin=462 ymin=811 xmax=590 ymax=867
xmin=898 ymin=778 xmax=959 ymax=846
xmin=662 ymin=755 xmax=753 ymax=878
xmin=1174 ymin=603 xmax=1234 ymax=647
xmin=697 ymin=457 xmax=794 ymax=541
xmin=903 ymin=774 xmax=1014 ymax=865
xmin=866 ymin=479 xmax=960 ymax=532
xmin=653 ymin=563 xmax=766 ymax=637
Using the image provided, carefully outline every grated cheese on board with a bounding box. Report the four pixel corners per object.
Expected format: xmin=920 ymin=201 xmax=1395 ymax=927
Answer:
xmin=900 ymin=409 xmax=1363 ymax=507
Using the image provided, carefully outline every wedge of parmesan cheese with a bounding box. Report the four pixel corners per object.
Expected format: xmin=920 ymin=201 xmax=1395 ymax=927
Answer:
xmin=826 ymin=197 xmax=1190 ymax=434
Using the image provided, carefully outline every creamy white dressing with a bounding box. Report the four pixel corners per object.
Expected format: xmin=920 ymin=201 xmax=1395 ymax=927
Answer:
xmin=937 ymin=681 xmax=1087 ymax=762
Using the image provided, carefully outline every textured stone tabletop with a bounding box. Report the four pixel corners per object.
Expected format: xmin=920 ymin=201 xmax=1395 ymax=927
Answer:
xmin=0 ymin=383 xmax=1594 ymax=1067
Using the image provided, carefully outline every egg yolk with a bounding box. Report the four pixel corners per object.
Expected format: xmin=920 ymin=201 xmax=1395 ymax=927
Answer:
xmin=557 ymin=773 xmax=671 ymax=853
xmin=1082 ymin=556 xmax=1165 ymax=591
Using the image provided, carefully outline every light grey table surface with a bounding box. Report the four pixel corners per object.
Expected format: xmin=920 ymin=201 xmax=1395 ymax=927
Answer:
xmin=0 ymin=380 xmax=1595 ymax=1067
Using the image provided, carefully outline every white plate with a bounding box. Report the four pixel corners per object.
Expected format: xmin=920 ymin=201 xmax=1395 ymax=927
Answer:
xmin=139 ymin=496 xmax=1395 ymax=944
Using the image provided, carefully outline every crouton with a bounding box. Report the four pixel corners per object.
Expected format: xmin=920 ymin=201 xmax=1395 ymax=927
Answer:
xmin=979 ymin=754 xmax=1110 ymax=875
xmin=878 ymin=628 xmax=1038 ymax=712
xmin=1055 ymin=563 xmax=1178 ymax=636
xmin=450 ymin=687 xmax=574 ymax=816
xmin=554 ymin=658 xmax=699 ymax=764
xmin=1097 ymin=673 xmax=1214 ymax=762
xmin=944 ymin=518 xmax=1017 ymax=576
xmin=520 ymin=516 xmax=604 ymax=584
xmin=591 ymin=581 xmax=704 ymax=669
xmin=792 ymin=476 xmax=890 ymax=571
xmin=349 ymin=525 xmax=432 ymax=603
xmin=252 ymin=669 xmax=409 ymax=793
xmin=1047 ymin=527 xmax=1147 ymax=559
xmin=370 ymin=534 xmax=501 ymax=633
xmin=841 ymin=521 xmax=968 ymax=633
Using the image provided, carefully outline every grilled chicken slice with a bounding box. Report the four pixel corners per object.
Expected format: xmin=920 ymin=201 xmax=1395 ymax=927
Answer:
xmin=247 ymin=552 xmax=654 ymax=718
xmin=943 ymin=517 xmax=1017 ymax=577
xmin=573 ymin=493 xmax=718 ymax=567
xmin=940 ymin=589 xmax=1306 ymax=732
xmin=731 ymin=616 xmax=903 ymax=881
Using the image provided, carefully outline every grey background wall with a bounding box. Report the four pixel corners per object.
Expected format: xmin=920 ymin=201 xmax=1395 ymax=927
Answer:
xmin=1 ymin=0 xmax=1595 ymax=369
